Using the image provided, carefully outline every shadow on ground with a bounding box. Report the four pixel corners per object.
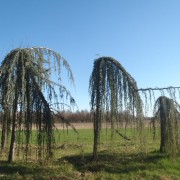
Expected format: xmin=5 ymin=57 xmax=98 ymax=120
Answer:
xmin=59 ymin=150 xmax=167 ymax=175
xmin=0 ymin=151 xmax=171 ymax=179
xmin=0 ymin=160 xmax=72 ymax=180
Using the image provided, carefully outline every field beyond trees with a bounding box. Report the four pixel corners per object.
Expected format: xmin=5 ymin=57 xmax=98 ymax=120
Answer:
xmin=0 ymin=127 xmax=179 ymax=179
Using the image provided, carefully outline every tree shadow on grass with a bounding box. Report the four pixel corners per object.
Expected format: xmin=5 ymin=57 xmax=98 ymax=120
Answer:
xmin=0 ymin=160 xmax=70 ymax=179
xmin=59 ymin=151 xmax=167 ymax=175
xmin=0 ymin=161 xmax=32 ymax=174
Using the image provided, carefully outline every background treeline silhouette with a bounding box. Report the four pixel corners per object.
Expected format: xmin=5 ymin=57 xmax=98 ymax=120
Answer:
xmin=56 ymin=110 xmax=143 ymax=123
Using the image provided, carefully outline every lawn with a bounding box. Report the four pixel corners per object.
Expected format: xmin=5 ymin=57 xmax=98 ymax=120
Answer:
xmin=0 ymin=128 xmax=180 ymax=179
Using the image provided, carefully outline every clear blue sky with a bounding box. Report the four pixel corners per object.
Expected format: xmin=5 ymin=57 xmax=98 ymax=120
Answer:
xmin=1 ymin=0 xmax=180 ymax=111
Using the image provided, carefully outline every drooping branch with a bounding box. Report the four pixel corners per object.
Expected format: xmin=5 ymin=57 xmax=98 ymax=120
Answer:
xmin=0 ymin=47 xmax=76 ymax=162
xmin=115 ymin=130 xmax=131 ymax=141
xmin=138 ymin=86 xmax=180 ymax=92
xmin=152 ymin=96 xmax=180 ymax=157
xmin=89 ymin=57 xmax=143 ymax=159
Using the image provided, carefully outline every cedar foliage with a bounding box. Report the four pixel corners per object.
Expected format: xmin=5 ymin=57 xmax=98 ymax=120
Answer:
xmin=0 ymin=47 xmax=75 ymax=162
xmin=138 ymin=87 xmax=180 ymax=157
xmin=89 ymin=57 xmax=180 ymax=159
xmin=89 ymin=57 xmax=143 ymax=159
xmin=152 ymin=96 xmax=180 ymax=157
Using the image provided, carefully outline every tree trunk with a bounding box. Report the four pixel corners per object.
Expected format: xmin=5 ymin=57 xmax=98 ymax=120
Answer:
xmin=1 ymin=108 xmax=11 ymax=150
xmin=93 ymin=112 xmax=99 ymax=160
xmin=110 ymin=98 xmax=115 ymax=140
xmin=8 ymin=91 xmax=18 ymax=163
xmin=160 ymin=107 xmax=166 ymax=153
xmin=110 ymin=112 xmax=115 ymax=139
xmin=1 ymin=116 xmax=7 ymax=150
xmin=93 ymin=63 xmax=101 ymax=160
xmin=93 ymin=102 xmax=102 ymax=160
xmin=25 ymin=74 xmax=31 ymax=160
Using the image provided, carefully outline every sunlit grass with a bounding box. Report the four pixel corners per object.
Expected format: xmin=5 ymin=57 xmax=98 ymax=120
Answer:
xmin=0 ymin=127 xmax=179 ymax=179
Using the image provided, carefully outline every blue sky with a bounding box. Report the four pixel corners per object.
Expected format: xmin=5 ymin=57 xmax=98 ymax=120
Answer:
xmin=1 ymin=0 xmax=180 ymax=110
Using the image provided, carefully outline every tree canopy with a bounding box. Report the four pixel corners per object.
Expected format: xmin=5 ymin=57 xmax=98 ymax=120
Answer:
xmin=0 ymin=47 xmax=75 ymax=162
xmin=89 ymin=57 xmax=143 ymax=159
xmin=153 ymin=96 xmax=180 ymax=157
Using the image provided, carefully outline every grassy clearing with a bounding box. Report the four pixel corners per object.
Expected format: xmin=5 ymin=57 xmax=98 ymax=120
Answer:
xmin=0 ymin=128 xmax=180 ymax=179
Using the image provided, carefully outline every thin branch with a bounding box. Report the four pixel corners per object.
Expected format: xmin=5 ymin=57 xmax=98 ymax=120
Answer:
xmin=137 ymin=86 xmax=180 ymax=92
xmin=52 ymin=110 xmax=79 ymax=135
xmin=115 ymin=130 xmax=131 ymax=141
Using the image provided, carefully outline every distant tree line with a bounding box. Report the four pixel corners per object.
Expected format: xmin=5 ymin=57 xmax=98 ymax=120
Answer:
xmin=58 ymin=110 xmax=92 ymax=123
xmin=56 ymin=110 xmax=137 ymax=124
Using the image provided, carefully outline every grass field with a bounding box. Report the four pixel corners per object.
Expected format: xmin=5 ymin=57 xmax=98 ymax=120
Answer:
xmin=0 ymin=127 xmax=180 ymax=179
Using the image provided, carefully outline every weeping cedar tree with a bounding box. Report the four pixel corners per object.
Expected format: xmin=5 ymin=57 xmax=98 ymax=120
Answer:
xmin=0 ymin=47 xmax=75 ymax=162
xmin=89 ymin=57 xmax=143 ymax=159
xmin=153 ymin=96 xmax=180 ymax=157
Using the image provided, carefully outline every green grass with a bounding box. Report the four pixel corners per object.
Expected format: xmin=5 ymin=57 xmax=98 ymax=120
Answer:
xmin=0 ymin=128 xmax=180 ymax=179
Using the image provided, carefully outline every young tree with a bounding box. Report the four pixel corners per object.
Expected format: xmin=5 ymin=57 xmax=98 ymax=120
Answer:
xmin=89 ymin=57 xmax=143 ymax=160
xmin=153 ymin=96 xmax=180 ymax=156
xmin=0 ymin=47 xmax=75 ymax=162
